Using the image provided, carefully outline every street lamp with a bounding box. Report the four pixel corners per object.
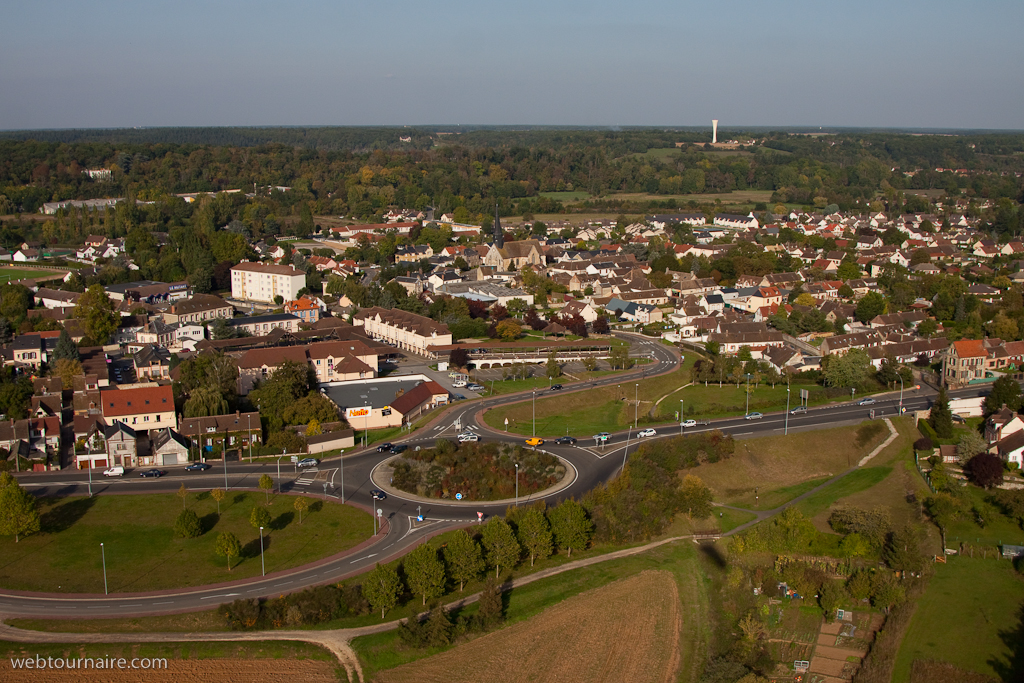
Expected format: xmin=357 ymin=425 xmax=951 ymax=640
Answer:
xmin=277 ymin=451 xmax=284 ymax=493
xmin=223 ymin=439 xmax=229 ymax=491
xmin=897 ymin=372 xmax=904 ymax=413
xmin=635 ymin=383 xmax=639 ymax=428
xmin=744 ymin=373 xmax=754 ymax=416
xmin=532 ymin=390 xmax=536 ymax=438
xmin=259 ymin=526 xmax=265 ymax=576
xmin=247 ymin=413 xmax=252 ymax=463
xmin=340 ymin=450 xmax=345 ymax=504
xmin=515 ymin=462 xmax=519 ymax=507
xmin=785 ymin=387 xmax=791 ymax=435
xmin=680 ymin=399 xmax=684 ymax=436
xmin=87 ymin=438 xmax=93 ymax=498
xmin=100 ymin=542 xmax=108 ymax=595
xmin=622 ymin=427 xmax=631 ymax=474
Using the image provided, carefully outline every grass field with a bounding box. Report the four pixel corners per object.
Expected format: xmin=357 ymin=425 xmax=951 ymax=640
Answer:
xmin=655 ymin=378 xmax=835 ymax=421
xmin=0 ymin=492 xmax=371 ymax=593
xmin=0 ymin=267 xmax=62 ymax=283
xmin=892 ymin=556 xmax=1024 ymax=682
xmin=0 ymin=641 xmax=342 ymax=682
xmin=374 ymin=571 xmax=681 ymax=683
xmin=944 ymin=484 xmax=1024 ymax=548
xmin=352 ymin=539 xmax=706 ymax=682
xmin=793 ymin=467 xmax=893 ymax=518
xmin=8 ymin=609 xmax=225 ymax=634
xmin=538 ymin=191 xmax=592 ymax=202
xmin=691 ymin=423 xmax=891 ymax=510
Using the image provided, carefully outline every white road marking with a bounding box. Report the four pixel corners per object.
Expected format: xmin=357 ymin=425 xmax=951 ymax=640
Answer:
xmin=349 ymin=553 xmax=378 ymax=564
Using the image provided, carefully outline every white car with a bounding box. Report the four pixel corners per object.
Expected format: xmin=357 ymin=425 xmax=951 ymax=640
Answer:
xmin=452 ymin=380 xmax=467 ymax=388
xmin=458 ymin=432 xmax=479 ymax=443
xmin=637 ymin=428 xmax=657 ymax=438
xmin=103 ymin=466 xmax=124 ymax=477
xmin=680 ymin=419 xmax=697 ymax=428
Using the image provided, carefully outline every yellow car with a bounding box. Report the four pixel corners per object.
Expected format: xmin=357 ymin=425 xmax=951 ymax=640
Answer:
xmin=525 ymin=437 xmax=544 ymax=447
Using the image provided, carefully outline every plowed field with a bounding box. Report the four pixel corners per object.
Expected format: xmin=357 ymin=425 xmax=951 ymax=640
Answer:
xmin=375 ymin=570 xmax=681 ymax=683
xmin=2 ymin=658 xmax=339 ymax=682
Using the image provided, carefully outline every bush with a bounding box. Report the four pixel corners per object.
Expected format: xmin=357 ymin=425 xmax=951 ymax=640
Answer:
xmin=218 ymin=583 xmax=369 ymax=630
xmin=913 ymin=436 xmax=933 ymax=452
xmin=173 ymin=508 xmax=202 ymax=539
xmin=267 ymin=430 xmax=305 ymax=453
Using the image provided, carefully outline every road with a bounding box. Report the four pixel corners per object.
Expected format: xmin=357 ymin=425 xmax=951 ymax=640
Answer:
xmin=0 ymin=335 xmax=989 ymax=617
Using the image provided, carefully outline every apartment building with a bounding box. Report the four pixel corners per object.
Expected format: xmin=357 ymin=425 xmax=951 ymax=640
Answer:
xmin=230 ymin=262 xmax=306 ymax=303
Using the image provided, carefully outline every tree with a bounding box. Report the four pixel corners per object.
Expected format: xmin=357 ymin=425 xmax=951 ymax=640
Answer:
xmin=929 ymin=387 xmax=954 ymax=438
xmin=923 ymin=492 xmax=967 ymax=549
xmin=495 ymin=319 xmax=521 ymax=342
xmin=0 ymin=471 xmax=39 ymax=542
xmin=449 ymin=347 xmax=469 ymax=369
xmin=545 ymin=353 xmax=561 ymax=380
xmin=882 ymin=525 xmax=923 ymax=573
xmin=211 ymin=487 xmax=225 ymax=514
xmin=442 ymin=529 xmax=485 ymax=591
xmin=548 ymin=499 xmax=593 ymax=557
xmin=174 ymin=508 xmax=202 ymax=539
xmin=822 ymin=348 xmax=871 ymax=388
xmin=583 ymin=357 xmax=598 ymax=372
xmin=215 ymin=531 xmax=241 ymax=571
xmin=985 ymin=375 xmax=1022 ymax=415
xmin=475 ymin=576 xmax=505 ymax=630
xmin=966 ymin=452 xmax=1004 ymax=489
xmin=52 ymin=358 xmax=83 ymax=390
xmin=74 ymin=284 xmax=120 ymax=344
xmin=987 ymin=311 xmax=1019 ymax=341
xmin=52 ymin=328 xmax=79 ymax=362
xmin=481 ymin=517 xmax=520 ymax=578
xmin=680 ymin=474 xmax=713 ymax=519
xmin=183 ymin=385 xmax=230 ymax=418
xmin=855 ymin=291 xmax=885 ymax=323
xmin=836 ymin=261 xmax=861 ymax=281
xmin=176 ymin=482 xmax=189 ymax=509
xmin=306 ymin=419 xmax=322 ymax=437
xmin=818 ymin=580 xmax=844 ymax=622
xmin=917 ymin=318 xmax=938 ymax=338
xmin=250 ymin=505 xmax=271 ymax=530
xmin=364 ymin=563 xmax=402 ymax=619
xmin=258 ymin=474 xmax=274 ymax=505
xmin=593 ymin=316 xmax=610 ymax=334
xmin=955 ymin=431 xmax=987 ymax=464
xmin=404 ymin=543 xmax=446 ymax=605
xmin=424 ymin=603 xmax=453 ymax=646
xmin=294 ymin=496 xmax=310 ymax=524
xmin=515 ymin=506 xmax=553 ymax=566
xmin=248 ymin=360 xmax=316 ymax=431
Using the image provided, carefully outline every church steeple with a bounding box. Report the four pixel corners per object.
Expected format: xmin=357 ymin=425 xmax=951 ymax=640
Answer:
xmin=493 ymin=203 xmax=504 ymax=248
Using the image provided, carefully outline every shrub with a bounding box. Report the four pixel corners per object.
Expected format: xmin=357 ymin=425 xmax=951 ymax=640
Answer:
xmin=173 ymin=508 xmax=202 ymax=539
xmin=913 ymin=436 xmax=933 ymax=452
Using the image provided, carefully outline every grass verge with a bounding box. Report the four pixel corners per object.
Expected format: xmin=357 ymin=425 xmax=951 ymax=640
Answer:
xmin=7 ymin=610 xmax=225 ymax=634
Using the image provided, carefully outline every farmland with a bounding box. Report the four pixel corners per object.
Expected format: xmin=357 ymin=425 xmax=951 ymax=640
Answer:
xmin=374 ymin=570 xmax=682 ymax=683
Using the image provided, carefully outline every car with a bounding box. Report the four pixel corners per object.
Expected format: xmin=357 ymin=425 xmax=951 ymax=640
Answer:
xmin=467 ymin=383 xmax=485 ymax=391
xmin=458 ymin=432 xmax=480 ymax=442
xmin=680 ymin=419 xmax=697 ymax=428
xmin=370 ymin=489 xmax=386 ymax=500
xmin=790 ymin=406 xmax=807 ymax=415
xmin=744 ymin=412 xmax=763 ymax=420
xmin=376 ymin=443 xmax=393 ymax=453
xmin=550 ymin=384 xmax=563 ymax=391
xmin=593 ymin=432 xmax=611 ymax=441
xmin=451 ymin=380 xmax=467 ymax=388
xmin=637 ymin=428 xmax=657 ymax=438
xmin=525 ymin=437 xmax=544 ymax=447
xmin=390 ymin=444 xmax=408 ymax=454
xmin=102 ymin=466 xmax=124 ymax=477
xmin=555 ymin=436 xmax=577 ymax=445
xmin=297 ymin=457 xmax=319 ymax=468
xmin=451 ymin=393 xmax=467 ymax=401
xmin=858 ymin=398 xmax=876 ymax=406
xmin=185 ymin=462 xmax=210 ymax=472
xmin=138 ymin=469 xmax=164 ymax=478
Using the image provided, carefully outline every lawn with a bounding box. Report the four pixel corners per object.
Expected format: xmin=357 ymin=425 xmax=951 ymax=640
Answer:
xmin=892 ymin=556 xmax=1024 ymax=682
xmin=944 ymin=484 xmax=1024 ymax=549
xmin=0 ymin=491 xmax=371 ymax=593
xmin=0 ymin=267 xmax=62 ymax=282
xmin=352 ymin=539 xmax=707 ymax=682
xmin=8 ymin=610 xmax=226 ymax=633
xmin=792 ymin=467 xmax=893 ymax=518
xmin=690 ymin=422 xmax=891 ymax=510
xmin=657 ymin=378 xmax=833 ymax=421
xmin=538 ymin=191 xmax=592 ymax=202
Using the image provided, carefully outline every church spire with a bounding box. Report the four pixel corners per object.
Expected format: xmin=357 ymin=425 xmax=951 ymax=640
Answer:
xmin=493 ymin=203 xmax=504 ymax=248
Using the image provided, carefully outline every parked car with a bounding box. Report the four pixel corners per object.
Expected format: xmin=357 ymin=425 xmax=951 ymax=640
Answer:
xmin=390 ymin=444 xmax=408 ymax=454
xmin=185 ymin=462 xmax=210 ymax=472
xmin=467 ymin=383 xmax=485 ymax=391
xmin=297 ymin=457 xmax=319 ymax=468
xmin=555 ymin=436 xmax=577 ymax=445
xmin=593 ymin=432 xmax=611 ymax=441
xmin=103 ymin=466 xmax=124 ymax=477
xmin=138 ymin=469 xmax=164 ymax=478
xmin=452 ymin=380 xmax=467 ymax=388
xmin=550 ymin=384 xmax=563 ymax=391
xmin=680 ymin=419 xmax=697 ymax=428
xmin=790 ymin=406 xmax=807 ymax=415
xmin=370 ymin=489 xmax=386 ymax=500
xmin=458 ymin=432 xmax=479 ymax=443
xmin=744 ymin=412 xmax=763 ymax=420
xmin=451 ymin=393 xmax=467 ymax=401
xmin=637 ymin=428 xmax=657 ymax=438
xmin=525 ymin=437 xmax=544 ymax=447
xmin=376 ymin=443 xmax=393 ymax=453
xmin=857 ymin=397 xmax=876 ymax=406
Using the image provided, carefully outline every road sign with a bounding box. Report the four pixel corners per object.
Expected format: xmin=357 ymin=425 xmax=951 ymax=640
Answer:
xmin=417 ymin=515 xmax=423 ymax=522
xmin=290 ymin=456 xmax=299 ymax=463
xmin=376 ymin=508 xmax=382 ymax=517
xmin=799 ymin=389 xmax=809 ymax=400
xmin=477 ymin=511 xmax=483 ymax=522
xmin=455 ymin=492 xmax=463 ymax=500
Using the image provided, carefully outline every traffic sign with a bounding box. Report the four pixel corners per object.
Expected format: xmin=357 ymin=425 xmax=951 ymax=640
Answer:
xmin=417 ymin=515 xmax=423 ymax=522
xmin=455 ymin=492 xmax=463 ymax=500
xmin=290 ymin=455 xmax=299 ymax=463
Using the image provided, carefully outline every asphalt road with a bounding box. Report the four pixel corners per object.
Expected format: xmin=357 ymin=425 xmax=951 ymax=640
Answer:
xmin=0 ymin=336 xmax=990 ymax=617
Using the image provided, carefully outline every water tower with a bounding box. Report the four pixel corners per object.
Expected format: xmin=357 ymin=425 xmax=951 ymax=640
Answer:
xmin=712 ymin=119 xmax=718 ymax=144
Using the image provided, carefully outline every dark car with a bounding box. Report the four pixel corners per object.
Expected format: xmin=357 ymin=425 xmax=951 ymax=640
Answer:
xmin=390 ymin=444 xmax=408 ymax=454
xmin=185 ymin=462 xmax=211 ymax=472
xmin=555 ymin=436 xmax=577 ymax=445
xmin=376 ymin=443 xmax=393 ymax=453
xmin=139 ymin=469 xmax=164 ymax=478
xmin=371 ymin=489 xmax=387 ymax=500
xmin=551 ymin=384 xmax=563 ymax=391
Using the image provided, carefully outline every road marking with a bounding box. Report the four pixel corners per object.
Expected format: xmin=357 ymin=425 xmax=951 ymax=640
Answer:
xmin=349 ymin=553 xmax=378 ymax=564
xmin=152 ymin=601 xmax=174 ymax=605
xmin=199 ymin=593 xmax=240 ymax=600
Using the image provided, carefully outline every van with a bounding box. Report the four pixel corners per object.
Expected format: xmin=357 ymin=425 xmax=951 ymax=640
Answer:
xmin=103 ymin=466 xmax=125 ymax=477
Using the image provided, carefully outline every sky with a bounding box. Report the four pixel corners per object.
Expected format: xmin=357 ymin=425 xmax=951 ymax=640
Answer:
xmin=2 ymin=0 xmax=1023 ymax=130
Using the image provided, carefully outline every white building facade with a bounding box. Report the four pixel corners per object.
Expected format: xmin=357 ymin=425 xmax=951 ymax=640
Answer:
xmin=230 ymin=262 xmax=306 ymax=303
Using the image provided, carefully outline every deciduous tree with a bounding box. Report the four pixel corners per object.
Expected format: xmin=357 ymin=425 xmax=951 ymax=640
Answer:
xmin=0 ymin=471 xmax=39 ymax=542
xmin=404 ymin=543 xmax=446 ymax=605
xmin=966 ymin=452 xmax=1004 ymax=489
xmin=984 ymin=375 xmax=1022 ymax=415
xmin=211 ymin=487 xmax=225 ymax=514
xmin=442 ymin=529 xmax=485 ymax=591
xmin=258 ymin=474 xmax=273 ymax=505
xmin=215 ymin=531 xmax=241 ymax=571
xmin=515 ymin=506 xmax=553 ymax=566
xmin=74 ymin=284 xmax=120 ymax=344
xmin=481 ymin=517 xmax=520 ymax=578
xmin=548 ymin=499 xmax=592 ymax=557
xmin=364 ymin=563 xmax=402 ymax=619
xmin=680 ymin=474 xmax=713 ymax=519
xmin=250 ymin=505 xmax=271 ymax=530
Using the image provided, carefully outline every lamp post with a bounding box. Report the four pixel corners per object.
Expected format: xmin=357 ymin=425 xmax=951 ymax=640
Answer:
xmin=635 ymin=383 xmax=639 ymax=429
xmin=100 ymin=543 xmax=108 ymax=595
xmin=532 ymin=391 xmax=536 ymax=438
xmin=515 ymin=462 xmax=519 ymax=507
xmin=785 ymin=387 xmax=791 ymax=435
xmin=622 ymin=427 xmax=631 ymax=474
xmin=897 ymin=372 xmax=904 ymax=413
xmin=223 ymin=438 xmax=229 ymax=491
xmin=277 ymin=451 xmax=284 ymax=493
xmin=87 ymin=439 xmax=93 ymax=498
xmin=744 ymin=373 xmax=753 ymax=416
xmin=340 ymin=451 xmax=345 ymax=504
xmin=259 ymin=526 xmax=265 ymax=576
xmin=247 ymin=413 xmax=252 ymax=463
xmin=680 ymin=399 xmax=684 ymax=436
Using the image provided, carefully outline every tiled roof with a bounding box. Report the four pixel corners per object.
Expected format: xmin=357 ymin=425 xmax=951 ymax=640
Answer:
xmin=100 ymin=385 xmax=174 ymax=418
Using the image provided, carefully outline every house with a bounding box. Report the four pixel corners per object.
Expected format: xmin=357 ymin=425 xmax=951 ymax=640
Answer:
xmin=353 ymin=307 xmax=452 ymax=355
xmin=105 ymin=280 xmax=191 ymax=303
xmin=942 ymin=339 xmax=988 ymax=388
xmin=230 ymin=262 xmax=306 ymax=303
xmin=13 ymin=248 xmax=40 ymax=262
xmin=164 ymin=294 xmax=233 ymax=325
xmin=34 ymin=288 xmax=81 ymax=309
xmin=103 ymin=422 xmax=138 ymax=467
xmin=394 ymin=244 xmax=433 ymax=263
xmin=101 ymin=385 xmax=177 ymax=432
xmin=994 ymin=430 xmax=1024 ymax=468
xmin=178 ymin=411 xmax=262 ymax=454
xmin=284 ymin=297 xmax=321 ymax=325
xmin=559 ymin=299 xmax=599 ymax=323
xmin=985 ymin=406 xmax=1024 ymax=444
xmin=132 ymin=345 xmax=172 ymax=380
xmin=151 ymin=428 xmax=191 ymax=466
xmin=0 ymin=416 xmax=62 ymax=464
